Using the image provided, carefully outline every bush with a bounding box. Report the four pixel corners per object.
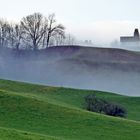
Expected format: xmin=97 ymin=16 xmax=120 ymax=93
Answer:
xmin=85 ymin=94 xmax=127 ymax=117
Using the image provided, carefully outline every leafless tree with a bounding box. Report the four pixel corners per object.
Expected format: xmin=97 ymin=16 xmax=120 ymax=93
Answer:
xmin=0 ymin=13 xmax=66 ymax=50
xmin=64 ymin=34 xmax=76 ymax=45
xmin=54 ymin=34 xmax=65 ymax=46
xmin=46 ymin=14 xmax=65 ymax=47
xmin=20 ymin=13 xmax=48 ymax=50
xmin=7 ymin=24 xmax=24 ymax=50
xmin=0 ymin=19 xmax=11 ymax=48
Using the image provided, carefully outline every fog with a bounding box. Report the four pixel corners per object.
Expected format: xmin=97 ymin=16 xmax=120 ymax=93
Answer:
xmin=0 ymin=46 xmax=140 ymax=97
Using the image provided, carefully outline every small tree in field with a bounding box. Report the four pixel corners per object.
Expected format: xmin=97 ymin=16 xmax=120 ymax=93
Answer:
xmin=85 ymin=94 xmax=127 ymax=118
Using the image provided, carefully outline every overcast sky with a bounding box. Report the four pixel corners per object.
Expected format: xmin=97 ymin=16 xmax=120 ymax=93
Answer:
xmin=0 ymin=0 xmax=140 ymax=45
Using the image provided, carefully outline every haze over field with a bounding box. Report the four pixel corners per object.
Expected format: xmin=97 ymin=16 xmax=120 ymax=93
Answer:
xmin=0 ymin=46 xmax=140 ymax=96
xmin=0 ymin=1 xmax=140 ymax=95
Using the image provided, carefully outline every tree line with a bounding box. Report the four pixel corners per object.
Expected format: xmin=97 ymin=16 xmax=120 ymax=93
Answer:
xmin=0 ymin=13 xmax=76 ymax=51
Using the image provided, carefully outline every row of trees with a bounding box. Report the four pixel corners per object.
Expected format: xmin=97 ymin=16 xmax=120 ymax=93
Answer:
xmin=0 ymin=13 xmax=76 ymax=50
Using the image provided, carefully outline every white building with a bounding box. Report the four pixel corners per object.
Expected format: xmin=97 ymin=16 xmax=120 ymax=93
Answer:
xmin=120 ymin=29 xmax=140 ymax=47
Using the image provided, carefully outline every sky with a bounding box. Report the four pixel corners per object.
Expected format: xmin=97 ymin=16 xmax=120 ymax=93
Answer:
xmin=0 ymin=0 xmax=140 ymax=45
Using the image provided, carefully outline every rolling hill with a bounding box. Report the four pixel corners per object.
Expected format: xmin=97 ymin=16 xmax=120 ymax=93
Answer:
xmin=0 ymin=79 xmax=140 ymax=140
xmin=0 ymin=46 xmax=140 ymax=96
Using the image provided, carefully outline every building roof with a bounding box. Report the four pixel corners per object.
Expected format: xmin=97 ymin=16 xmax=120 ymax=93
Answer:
xmin=120 ymin=29 xmax=140 ymax=43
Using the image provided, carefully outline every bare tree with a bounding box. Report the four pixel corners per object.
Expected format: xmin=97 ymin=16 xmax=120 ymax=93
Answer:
xmin=20 ymin=13 xmax=48 ymax=50
xmin=0 ymin=20 xmax=11 ymax=48
xmin=14 ymin=24 xmax=23 ymax=50
xmin=64 ymin=34 xmax=76 ymax=45
xmin=7 ymin=24 xmax=24 ymax=50
xmin=54 ymin=34 xmax=65 ymax=46
xmin=46 ymin=14 xmax=65 ymax=47
xmin=0 ymin=13 xmax=66 ymax=50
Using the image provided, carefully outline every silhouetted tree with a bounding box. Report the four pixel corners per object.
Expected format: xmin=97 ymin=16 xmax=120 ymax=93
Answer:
xmin=21 ymin=13 xmax=48 ymax=50
xmin=0 ymin=20 xmax=11 ymax=48
xmin=0 ymin=13 xmax=66 ymax=50
xmin=7 ymin=24 xmax=24 ymax=50
xmin=46 ymin=14 xmax=65 ymax=47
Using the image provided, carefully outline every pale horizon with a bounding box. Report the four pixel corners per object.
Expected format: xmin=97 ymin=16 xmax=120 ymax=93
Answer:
xmin=1 ymin=0 xmax=140 ymax=45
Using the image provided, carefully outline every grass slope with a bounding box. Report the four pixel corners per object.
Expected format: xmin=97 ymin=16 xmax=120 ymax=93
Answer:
xmin=0 ymin=127 xmax=61 ymax=140
xmin=0 ymin=79 xmax=140 ymax=140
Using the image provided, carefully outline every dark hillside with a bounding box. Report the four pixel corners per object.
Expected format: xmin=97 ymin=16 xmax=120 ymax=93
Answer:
xmin=0 ymin=46 xmax=140 ymax=96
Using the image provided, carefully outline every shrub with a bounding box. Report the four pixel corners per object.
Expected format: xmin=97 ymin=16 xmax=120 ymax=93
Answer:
xmin=85 ymin=94 xmax=127 ymax=117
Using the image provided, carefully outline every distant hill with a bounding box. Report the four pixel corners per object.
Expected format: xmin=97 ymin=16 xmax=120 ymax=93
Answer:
xmin=0 ymin=45 xmax=140 ymax=96
xmin=47 ymin=46 xmax=140 ymax=72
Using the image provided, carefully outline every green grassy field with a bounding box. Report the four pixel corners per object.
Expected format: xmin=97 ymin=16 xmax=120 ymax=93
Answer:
xmin=0 ymin=79 xmax=140 ymax=140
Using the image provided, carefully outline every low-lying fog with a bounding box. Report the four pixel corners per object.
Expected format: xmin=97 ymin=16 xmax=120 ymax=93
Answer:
xmin=0 ymin=46 xmax=140 ymax=97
